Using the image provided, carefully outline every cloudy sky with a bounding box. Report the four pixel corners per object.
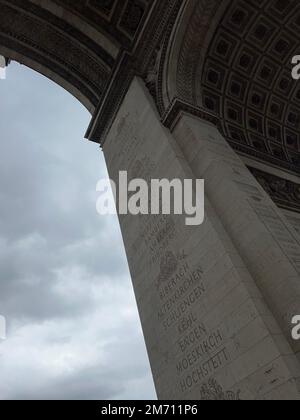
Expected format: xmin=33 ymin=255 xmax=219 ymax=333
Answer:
xmin=0 ymin=62 xmax=156 ymax=400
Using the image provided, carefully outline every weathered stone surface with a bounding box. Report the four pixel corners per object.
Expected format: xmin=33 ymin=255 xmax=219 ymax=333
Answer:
xmin=103 ymin=78 xmax=300 ymax=400
xmin=173 ymin=116 xmax=300 ymax=356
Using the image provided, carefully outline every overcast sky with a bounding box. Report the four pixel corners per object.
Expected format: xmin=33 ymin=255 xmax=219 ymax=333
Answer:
xmin=0 ymin=62 xmax=156 ymax=400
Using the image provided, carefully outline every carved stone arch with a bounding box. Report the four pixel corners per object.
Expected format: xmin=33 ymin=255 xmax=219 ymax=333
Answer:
xmin=200 ymin=0 xmax=300 ymax=175
xmin=0 ymin=1 xmax=121 ymax=114
xmin=160 ymin=0 xmax=228 ymax=113
xmin=160 ymin=0 xmax=300 ymax=180
xmin=0 ymin=43 xmax=96 ymax=114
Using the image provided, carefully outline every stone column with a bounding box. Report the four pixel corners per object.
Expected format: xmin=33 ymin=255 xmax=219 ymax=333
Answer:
xmin=173 ymin=114 xmax=300 ymax=356
xmin=102 ymin=77 xmax=300 ymax=400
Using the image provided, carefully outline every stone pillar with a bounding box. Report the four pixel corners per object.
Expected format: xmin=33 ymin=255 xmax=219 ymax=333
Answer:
xmin=102 ymin=77 xmax=300 ymax=400
xmin=173 ymin=115 xmax=300 ymax=356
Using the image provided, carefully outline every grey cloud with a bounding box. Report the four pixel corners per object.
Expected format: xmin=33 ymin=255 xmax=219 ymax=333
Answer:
xmin=0 ymin=62 xmax=155 ymax=400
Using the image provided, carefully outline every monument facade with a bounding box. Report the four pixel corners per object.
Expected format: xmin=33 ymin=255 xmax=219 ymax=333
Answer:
xmin=1 ymin=0 xmax=300 ymax=400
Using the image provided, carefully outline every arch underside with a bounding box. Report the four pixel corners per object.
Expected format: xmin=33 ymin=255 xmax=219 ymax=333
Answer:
xmin=155 ymin=0 xmax=300 ymax=212
xmin=163 ymin=0 xmax=300 ymax=179
xmin=200 ymin=0 xmax=300 ymax=176
xmin=0 ymin=0 xmax=152 ymax=113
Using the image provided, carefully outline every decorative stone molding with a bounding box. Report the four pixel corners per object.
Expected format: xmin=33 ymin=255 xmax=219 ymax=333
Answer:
xmin=86 ymin=0 xmax=183 ymax=144
xmin=249 ymin=167 xmax=300 ymax=212
xmin=0 ymin=0 xmax=113 ymax=109
xmin=200 ymin=0 xmax=300 ymax=175
xmin=162 ymin=97 xmax=220 ymax=131
xmin=154 ymin=0 xmax=300 ymax=214
xmin=0 ymin=0 xmax=156 ymax=113
xmin=155 ymin=0 xmax=300 ymax=180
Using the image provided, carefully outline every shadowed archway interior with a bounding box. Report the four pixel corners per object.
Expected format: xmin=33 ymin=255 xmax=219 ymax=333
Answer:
xmin=0 ymin=0 xmax=153 ymax=113
xmin=159 ymin=0 xmax=300 ymax=213
xmin=201 ymin=0 xmax=300 ymax=175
